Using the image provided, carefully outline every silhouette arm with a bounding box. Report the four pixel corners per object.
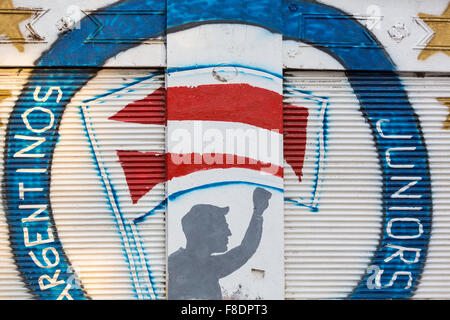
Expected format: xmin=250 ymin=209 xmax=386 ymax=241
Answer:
xmin=212 ymin=210 xmax=264 ymax=278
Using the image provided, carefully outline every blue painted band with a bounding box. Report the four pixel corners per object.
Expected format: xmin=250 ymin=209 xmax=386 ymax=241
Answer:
xmin=4 ymin=70 xmax=95 ymax=299
xmin=347 ymin=73 xmax=432 ymax=299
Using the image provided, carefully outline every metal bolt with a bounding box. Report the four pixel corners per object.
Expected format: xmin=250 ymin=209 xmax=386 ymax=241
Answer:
xmin=56 ymin=16 xmax=76 ymax=33
xmin=388 ymin=23 xmax=410 ymax=42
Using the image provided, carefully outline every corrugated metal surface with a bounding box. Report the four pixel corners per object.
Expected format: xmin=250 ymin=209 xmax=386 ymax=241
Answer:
xmin=0 ymin=69 xmax=33 ymax=299
xmin=2 ymin=67 xmax=450 ymax=299
xmin=284 ymin=71 xmax=382 ymax=299
xmin=403 ymin=74 xmax=450 ymax=299
xmin=283 ymin=71 xmax=450 ymax=299
xmin=0 ymin=69 xmax=166 ymax=300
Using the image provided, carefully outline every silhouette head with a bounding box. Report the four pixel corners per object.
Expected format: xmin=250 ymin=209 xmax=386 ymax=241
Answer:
xmin=182 ymin=204 xmax=232 ymax=254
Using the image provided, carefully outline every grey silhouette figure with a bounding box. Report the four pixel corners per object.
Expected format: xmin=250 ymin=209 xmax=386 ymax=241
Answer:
xmin=168 ymin=187 xmax=272 ymax=300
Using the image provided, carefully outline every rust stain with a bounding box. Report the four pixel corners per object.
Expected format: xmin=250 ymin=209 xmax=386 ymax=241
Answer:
xmin=0 ymin=89 xmax=12 ymax=127
xmin=418 ymin=3 xmax=450 ymax=61
xmin=438 ymin=97 xmax=450 ymax=130
xmin=0 ymin=0 xmax=33 ymax=52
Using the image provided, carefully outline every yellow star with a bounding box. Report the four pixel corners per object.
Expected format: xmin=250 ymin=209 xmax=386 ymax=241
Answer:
xmin=418 ymin=3 xmax=450 ymax=61
xmin=439 ymin=97 xmax=450 ymax=130
xmin=0 ymin=0 xmax=33 ymax=52
xmin=0 ymin=89 xmax=12 ymax=127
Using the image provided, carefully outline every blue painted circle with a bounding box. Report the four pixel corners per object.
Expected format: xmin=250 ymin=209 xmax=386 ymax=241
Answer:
xmin=4 ymin=0 xmax=432 ymax=299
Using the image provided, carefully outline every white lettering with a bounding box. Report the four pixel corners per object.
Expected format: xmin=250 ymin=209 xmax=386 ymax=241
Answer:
xmin=22 ymin=107 xmax=55 ymax=134
xmin=391 ymin=177 xmax=422 ymax=199
xmin=387 ymin=218 xmax=423 ymax=239
xmin=24 ymin=227 xmax=54 ymax=247
xmin=57 ymin=283 xmax=74 ymax=300
xmin=29 ymin=247 xmax=60 ymax=268
xmin=39 ymin=270 xmax=65 ymax=290
xmin=33 ymin=86 xmax=62 ymax=103
xmin=13 ymin=135 xmax=46 ymax=158
xmin=376 ymin=119 xmax=412 ymax=139
xmin=384 ymin=244 xmax=421 ymax=264
xmin=20 ymin=204 xmax=48 ymax=223
xmin=19 ymin=183 xmax=43 ymax=200
xmin=385 ymin=147 xmax=416 ymax=169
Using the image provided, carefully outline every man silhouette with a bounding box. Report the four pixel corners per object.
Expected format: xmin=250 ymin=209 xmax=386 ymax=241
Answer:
xmin=168 ymin=187 xmax=272 ymax=300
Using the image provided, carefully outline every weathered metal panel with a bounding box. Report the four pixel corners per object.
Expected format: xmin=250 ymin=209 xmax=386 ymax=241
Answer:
xmin=166 ymin=0 xmax=285 ymax=300
xmin=0 ymin=69 xmax=33 ymax=299
xmin=284 ymin=71 xmax=450 ymax=299
xmin=1 ymin=1 xmax=449 ymax=72
xmin=0 ymin=0 xmax=166 ymax=67
xmin=283 ymin=0 xmax=450 ymax=72
xmin=402 ymin=74 xmax=450 ymax=299
xmin=0 ymin=69 xmax=166 ymax=299
xmin=0 ymin=0 xmax=450 ymax=301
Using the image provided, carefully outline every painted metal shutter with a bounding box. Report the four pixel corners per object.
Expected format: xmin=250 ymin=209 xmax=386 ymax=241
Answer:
xmin=283 ymin=70 xmax=450 ymax=299
xmin=0 ymin=69 xmax=166 ymax=300
xmin=0 ymin=69 xmax=33 ymax=299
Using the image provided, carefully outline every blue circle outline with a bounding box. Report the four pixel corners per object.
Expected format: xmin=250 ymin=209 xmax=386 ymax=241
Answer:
xmin=4 ymin=0 xmax=432 ymax=299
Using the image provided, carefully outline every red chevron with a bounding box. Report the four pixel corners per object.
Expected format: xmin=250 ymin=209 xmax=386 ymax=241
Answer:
xmin=117 ymin=150 xmax=283 ymax=204
xmin=284 ymin=105 xmax=308 ymax=183
xmin=109 ymin=87 xmax=165 ymax=125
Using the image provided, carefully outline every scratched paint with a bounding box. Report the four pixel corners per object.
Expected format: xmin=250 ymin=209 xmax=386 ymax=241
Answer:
xmin=0 ymin=0 xmax=449 ymax=300
xmin=0 ymin=0 xmax=33 ymax=52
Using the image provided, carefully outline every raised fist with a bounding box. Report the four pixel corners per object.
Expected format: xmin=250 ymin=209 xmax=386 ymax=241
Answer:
xmin=253 ymin=187 xmax=272 ymax=214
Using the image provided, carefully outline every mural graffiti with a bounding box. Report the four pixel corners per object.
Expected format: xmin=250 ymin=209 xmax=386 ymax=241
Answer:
xmin=0 ymin=0 xmax=449 ymax=300
xmin=168 ymin=188 xmax=272 ymax=300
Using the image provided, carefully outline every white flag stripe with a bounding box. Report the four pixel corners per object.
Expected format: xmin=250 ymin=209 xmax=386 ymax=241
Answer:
xmin=167 ymin=120 xmax=283 ymax=167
